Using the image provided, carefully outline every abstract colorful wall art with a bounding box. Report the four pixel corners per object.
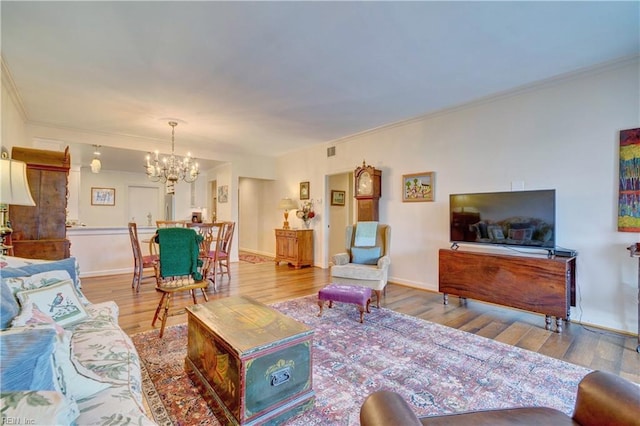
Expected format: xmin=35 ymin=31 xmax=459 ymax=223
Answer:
xmin=618 ymin=128 xmax=640 ymax=232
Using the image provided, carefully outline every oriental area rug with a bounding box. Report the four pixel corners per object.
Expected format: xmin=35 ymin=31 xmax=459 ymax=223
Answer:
xmin=238 ymin=251 xmax=274 ymax=264
xmin=131 ymin=295 xmax=590 ymax=425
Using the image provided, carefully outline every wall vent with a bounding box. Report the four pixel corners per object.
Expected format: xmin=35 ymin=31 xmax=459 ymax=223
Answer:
xmin=327 ymin=146 xmax=336 ymax=157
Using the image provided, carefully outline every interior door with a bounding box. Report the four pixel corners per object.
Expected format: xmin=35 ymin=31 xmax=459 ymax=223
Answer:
xmin=328 ymin=172 xmax=353 ymax=261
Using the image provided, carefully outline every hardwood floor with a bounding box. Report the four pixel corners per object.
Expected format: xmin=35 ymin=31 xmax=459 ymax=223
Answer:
xmin=80 ymin=260 xmax=640 ymax=384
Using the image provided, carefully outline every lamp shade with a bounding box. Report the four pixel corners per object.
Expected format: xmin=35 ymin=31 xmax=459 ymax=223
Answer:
xmin=0 ymin=158 xmax=36 ymax=206
xmin=278 ymin=197 xmax=297 ymax=211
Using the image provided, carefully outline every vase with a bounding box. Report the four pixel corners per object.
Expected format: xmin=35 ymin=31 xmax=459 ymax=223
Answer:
xmin=303 ymin=220 xmax=310 ymax=229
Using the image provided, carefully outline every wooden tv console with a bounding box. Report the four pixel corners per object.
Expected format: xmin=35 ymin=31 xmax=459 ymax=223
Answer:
xmin=438 ymin=249 xmax=576 ymax=332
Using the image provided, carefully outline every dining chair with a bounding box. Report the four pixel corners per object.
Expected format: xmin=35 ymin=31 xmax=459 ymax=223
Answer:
xmin=215 ymin=221 xmax=236 ymax=281
xmin=156 ymin=220 xmax=188 ymax=228
xmin=187 ymin=222 xmax=222 ymax=289
xmin=152 ymin=227 xmax=210 ymax=338
xmin=127 ymin=222 xmax=158 ymax=292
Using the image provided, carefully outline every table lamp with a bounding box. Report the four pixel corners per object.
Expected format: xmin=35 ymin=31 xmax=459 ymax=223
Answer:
xmin=278 ymin=197 xmax=298 ymax=229
xmin=0 ymin=153 xmax=36 ymax=233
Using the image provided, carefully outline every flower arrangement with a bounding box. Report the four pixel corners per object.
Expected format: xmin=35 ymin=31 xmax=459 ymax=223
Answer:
xmin=296 ymin=201 xmax=315 ymax=227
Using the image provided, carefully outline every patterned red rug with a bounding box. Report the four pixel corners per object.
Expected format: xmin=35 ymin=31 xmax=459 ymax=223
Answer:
xmin=132 ymin=295 xmax=590 ymax=425
xmin=238 ymin=251 xmax=274 ymax=264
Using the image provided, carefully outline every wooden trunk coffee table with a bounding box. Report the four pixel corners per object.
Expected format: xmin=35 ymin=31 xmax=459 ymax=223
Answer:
xmin=185 ymin=296 xmax=314 ymax=425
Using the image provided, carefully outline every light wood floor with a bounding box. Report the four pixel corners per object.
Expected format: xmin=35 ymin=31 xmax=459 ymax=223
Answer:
xmin=80 ymin=260 xmax=640 ymax=384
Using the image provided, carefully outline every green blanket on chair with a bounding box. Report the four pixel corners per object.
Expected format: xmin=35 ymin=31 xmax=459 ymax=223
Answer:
xmin=157 ymin=228 xmax=203 ymax=281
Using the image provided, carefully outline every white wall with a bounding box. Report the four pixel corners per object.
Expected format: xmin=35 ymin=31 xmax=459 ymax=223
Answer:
xmin=1 ymin=81 xmax=29 ymax=150
xmin=68 ymin=226 xmax=157 ymax=276
xmin=239 ymin=177 xmax=276 ymax=256
xmin=328 ymin=173 xmax=350 ymax=257
xmin=79 ymin=169 xmax=166 ymax=226
xmin=272 ymin=59 xmax=640 ymax=334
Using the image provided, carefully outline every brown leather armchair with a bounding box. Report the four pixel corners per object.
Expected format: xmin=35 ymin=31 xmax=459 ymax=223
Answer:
xmin=360 ymin=371 xmax=640 ymax=426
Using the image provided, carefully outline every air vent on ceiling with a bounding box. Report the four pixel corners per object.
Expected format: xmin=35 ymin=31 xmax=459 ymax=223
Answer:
xmin=327 ymin=146 xmax=336 ymax=157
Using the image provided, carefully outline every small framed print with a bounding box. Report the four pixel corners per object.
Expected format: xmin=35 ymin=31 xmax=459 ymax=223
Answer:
xmin=300 ymin=181 xmax=310 ymax=200
xmin=91 ymin=187 xmax=115 ymax=206
xmin=402 ymin=172 xmax=435 ymax=202
xmin=331 ymin=190 xmax=345 ymax=206
xmin=218 ymin=185 xmax=228 ymax=203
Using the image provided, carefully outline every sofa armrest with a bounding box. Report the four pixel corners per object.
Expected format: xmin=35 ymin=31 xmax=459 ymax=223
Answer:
xmin=333 ymin=253 xmax=350 ymax=266
xmin=360 ymin=390 xmax=422 ymax=426
xmin=572 ymin=370 xmax=640 ymax=426
xmin=377 ymin=255 xmax=391 ymax=269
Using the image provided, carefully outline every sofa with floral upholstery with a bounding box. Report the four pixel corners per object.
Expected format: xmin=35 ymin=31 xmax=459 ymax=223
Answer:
xmin=0 ymin=255 xmax=154 ymax=425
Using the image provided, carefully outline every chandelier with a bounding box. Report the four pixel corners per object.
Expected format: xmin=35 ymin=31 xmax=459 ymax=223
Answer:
xmin=145 ymin=121 xmax=199 ymax=183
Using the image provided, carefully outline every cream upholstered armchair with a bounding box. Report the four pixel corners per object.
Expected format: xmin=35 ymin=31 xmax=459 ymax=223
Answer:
xmin=330 ymin=222 xmax=391 ymax=307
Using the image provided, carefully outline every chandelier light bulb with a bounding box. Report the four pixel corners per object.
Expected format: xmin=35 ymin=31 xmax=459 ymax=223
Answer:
xmin=144 ymin=121 xmax=200 ymax=184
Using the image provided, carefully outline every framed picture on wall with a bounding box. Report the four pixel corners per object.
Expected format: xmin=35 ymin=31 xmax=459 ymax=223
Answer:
xmin=402 ymin=172 xmax=435 ymax=202
xmin=91 ymin=187 xmax=115 ymax=206
xmin=300 ymin=181 xmax=310 ymax=200
xmin=331 ymin=190 xmax=345 ymax=206
xmin=218 ymin=185 xmax=228 ymax=203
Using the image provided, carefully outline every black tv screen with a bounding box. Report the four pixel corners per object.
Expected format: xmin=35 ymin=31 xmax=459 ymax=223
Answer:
xmin=449 ymin=189 xmax=555 ymax=250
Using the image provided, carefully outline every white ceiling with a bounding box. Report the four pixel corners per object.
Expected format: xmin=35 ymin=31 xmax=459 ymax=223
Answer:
xmin=2 ymin=1 xmax=638 ymax=172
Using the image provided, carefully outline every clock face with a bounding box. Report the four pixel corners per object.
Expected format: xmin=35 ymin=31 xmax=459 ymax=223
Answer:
xmin=358 ymin=171 xmax=373 ymax=196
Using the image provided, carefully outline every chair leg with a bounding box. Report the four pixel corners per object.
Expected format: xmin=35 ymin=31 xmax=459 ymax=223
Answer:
xmin=190 ymin=289 xmax=197 ymax=304
xmin=159 ymin=293 xmax=172 ymax=338
xmin=152 ymin=293 xmax=167 ymax=327
xmin=132 ymin=260 xmax=141 ymax=291
xmin=219 ymin=259 xmax=230 ymax=279
xmin=374 ymin=290 xmax=382 ymax=308
xmin=200 ymin=288 xmax=209 ymax=302
xmin=209 ymin=259 xmax=218 ymax=292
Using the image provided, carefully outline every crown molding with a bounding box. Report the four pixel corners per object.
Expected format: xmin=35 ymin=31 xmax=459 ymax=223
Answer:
xmin=1 ymin=55 xmax=29 ymax=122
xmin=27 ymin=120 xmax=165 ymax=144
xmin=330 ymin=55 xmax=640 ymax=146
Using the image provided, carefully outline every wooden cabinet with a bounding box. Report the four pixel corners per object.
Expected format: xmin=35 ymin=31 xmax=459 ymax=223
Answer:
xmin=439 ymin=249 xmax=576 ymax=332
xmin=10 ymin=147 xmax=70 ymax=260
xmin=275 ymin=229 xmax=313 ymax=269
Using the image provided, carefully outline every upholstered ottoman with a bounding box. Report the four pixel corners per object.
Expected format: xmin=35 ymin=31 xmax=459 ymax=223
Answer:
xmin=317 ymin=284 xmax=372 ymax=323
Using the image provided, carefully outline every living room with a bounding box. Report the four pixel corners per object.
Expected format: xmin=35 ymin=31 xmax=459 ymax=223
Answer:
xmin=1 ymin=1 xmax=639 ymax=424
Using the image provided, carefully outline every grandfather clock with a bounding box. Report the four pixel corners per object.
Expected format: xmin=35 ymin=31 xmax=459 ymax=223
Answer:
xmin=354 ymin=160 xmax=382 ymax=221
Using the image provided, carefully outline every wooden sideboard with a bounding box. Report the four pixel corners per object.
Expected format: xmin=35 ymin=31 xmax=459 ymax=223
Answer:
xmin=439 ymin=249 xmax=576 ymax=332
xmin=275 ymin=229 xmax=313 ymax=269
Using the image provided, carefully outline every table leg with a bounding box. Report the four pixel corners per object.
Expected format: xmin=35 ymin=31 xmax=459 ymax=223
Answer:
xmin=545 ymin=315 xmax=552 ymax=331
xmin=555 ymin=317 xmax=563 ymax=333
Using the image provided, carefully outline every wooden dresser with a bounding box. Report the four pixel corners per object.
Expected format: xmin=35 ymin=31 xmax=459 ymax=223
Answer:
xmin=10 ymin=146 xmax=70 ymax=260
xmin=274 ymin=229 xmax=313 ymax=269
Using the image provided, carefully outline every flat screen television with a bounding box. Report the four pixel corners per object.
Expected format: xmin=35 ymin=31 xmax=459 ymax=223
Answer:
xmin=449 ymin=189 xmax=555 ymax=250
